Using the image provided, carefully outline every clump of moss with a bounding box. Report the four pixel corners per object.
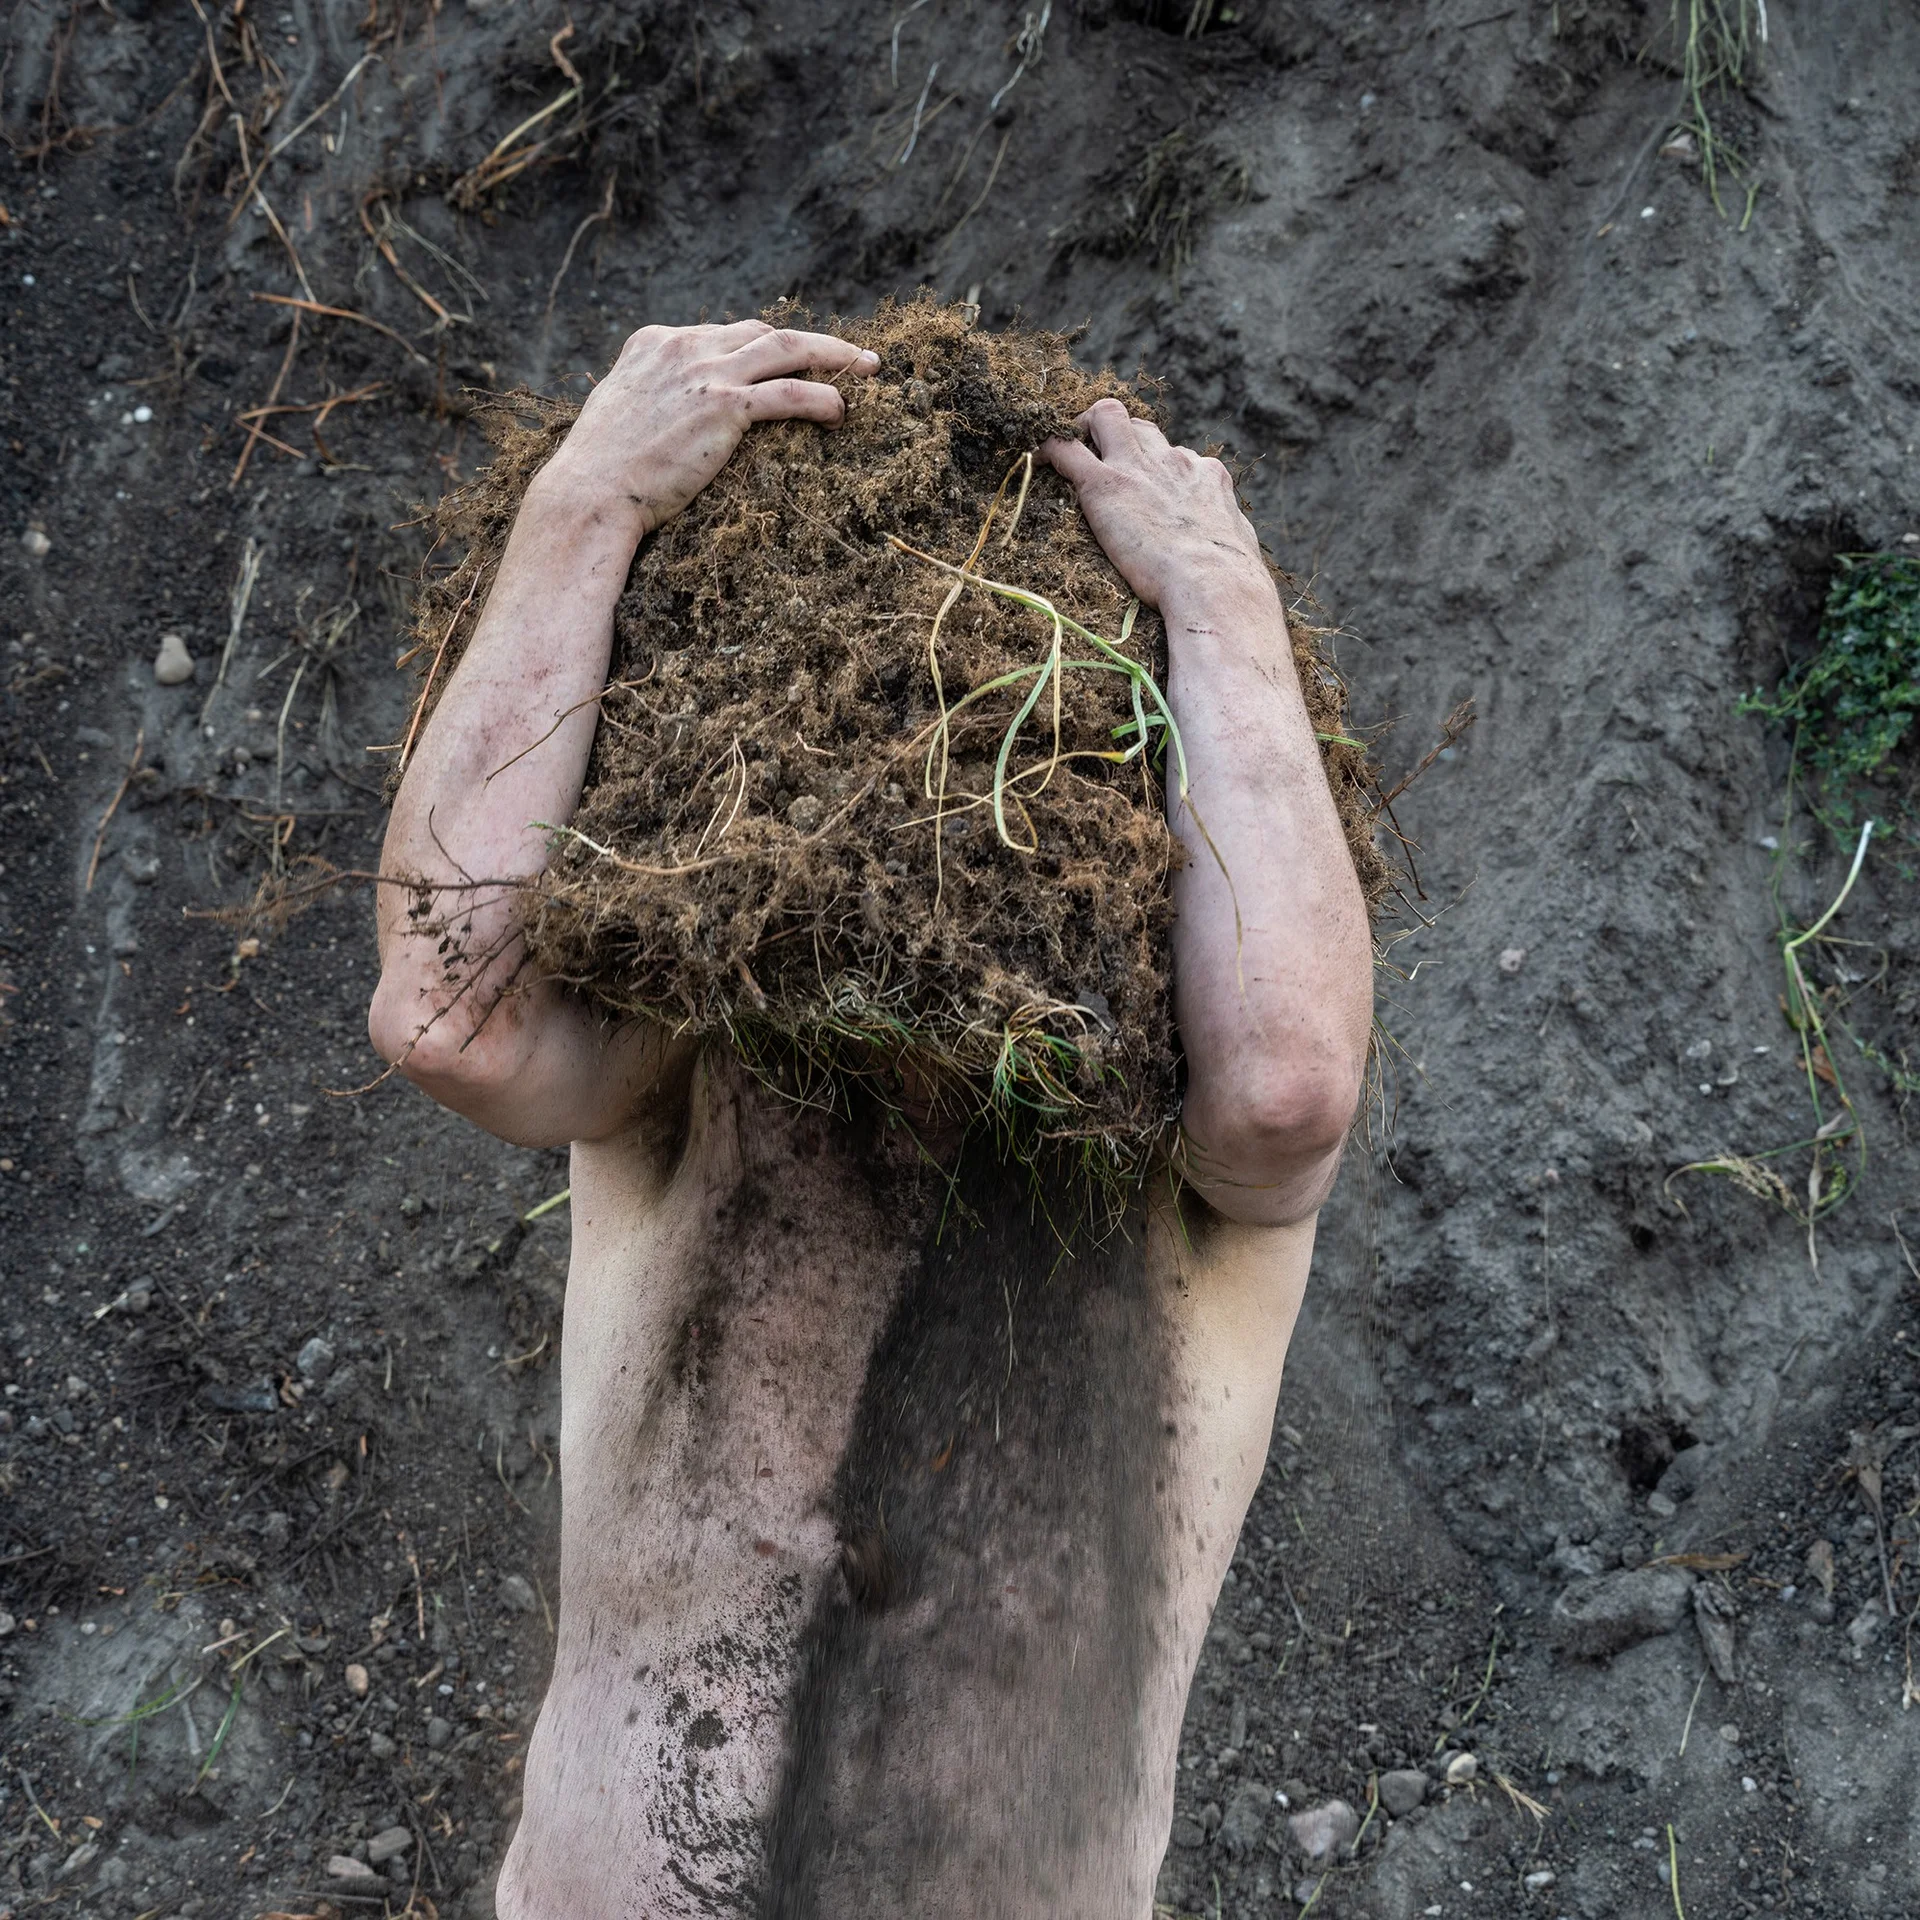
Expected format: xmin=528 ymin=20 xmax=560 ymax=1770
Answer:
xmin=1740 ymin=552 xmax=1920 ymax=827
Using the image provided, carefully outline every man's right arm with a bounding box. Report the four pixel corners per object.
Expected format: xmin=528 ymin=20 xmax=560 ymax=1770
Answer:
xmin=367 ymin=321 xmax=877 ymax=1148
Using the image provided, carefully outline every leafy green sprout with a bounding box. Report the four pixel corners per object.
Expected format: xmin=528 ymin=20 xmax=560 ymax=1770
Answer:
xmin=1738 ymin=553 xmax=1920 ymax=833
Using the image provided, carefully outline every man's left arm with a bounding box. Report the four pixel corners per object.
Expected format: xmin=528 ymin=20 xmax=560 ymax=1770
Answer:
xmin=1042 ymin=400 xmax=1374 ymax=1225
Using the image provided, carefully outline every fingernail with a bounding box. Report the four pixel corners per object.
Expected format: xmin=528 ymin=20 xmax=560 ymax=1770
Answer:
xmin=859 ymin=350 xmax=880 ymax=366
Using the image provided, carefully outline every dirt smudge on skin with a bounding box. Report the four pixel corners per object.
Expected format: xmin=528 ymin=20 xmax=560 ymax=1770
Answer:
xmin=762 ymin=1145 xmax=1176 ymax=1917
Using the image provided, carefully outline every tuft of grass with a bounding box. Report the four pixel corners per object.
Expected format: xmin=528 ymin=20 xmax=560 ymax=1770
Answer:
xmin=1739 ymin=552 xmax=1920 ymax=832
xmin=1669 ymin=819 xmax=1876 ymax=1261
xmin=1683 ymin=551 xmax=1920 ymax=1249
xmin=1663 ymin=0 xmax=1765 ymax=225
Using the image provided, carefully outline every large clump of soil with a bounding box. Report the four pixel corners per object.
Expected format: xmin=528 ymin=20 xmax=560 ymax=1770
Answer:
xmin=407 ymin=298 xmax=1384 ymax=1159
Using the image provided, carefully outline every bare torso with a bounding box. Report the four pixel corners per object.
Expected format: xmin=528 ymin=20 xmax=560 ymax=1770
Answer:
xmin=496 ymin=1054 xmax=1315 ymax=1919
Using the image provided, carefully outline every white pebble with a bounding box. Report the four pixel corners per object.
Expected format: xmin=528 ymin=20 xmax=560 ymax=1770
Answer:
xmin=1498 ymin=946 xmax=1526 ymax=974
xmin=1640 ymin=206 xmax=1656 ymax=219
xmin=19 ymin=528 xmax=50 ymax=558
xmin=153 ymin=632 xmax=194 ymax=686
xmin=132 ymin=404 xmax=153 ymax=424
xmin=20 ymin=273 xmax=34 ymax=287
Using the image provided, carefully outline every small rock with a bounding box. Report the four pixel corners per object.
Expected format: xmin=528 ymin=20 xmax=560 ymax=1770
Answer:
xmin=1378 ymin=1768 xmax=1427 ymax=1816
xmin=1498 ymin=946 xmax=1526 ymax=974
xmin=426 ymin=1715 xmax=453 ymax=1750
xmin=1217 ymin=1780 xmax=1272 ymax=1859
xmin=1523 ymin=1868 xmax=1557 ymax=1890
xmin=125 ymin=1286 xmax=151 ymax=1313
xmin=1444 ymin=1751 xmax=1479 ymax=1785
xmin=1292 ymin=1878 xmax=1322 ymax=1908
xmin=1846 ymin=1602 xmax=1887 ymax=1650
xmin=366 ymin=1826 xmax=413 ymax=1865
xmin=497 ymin=1573 xmax=538 ymax=1615
xmin=1169 ymin=1816 xmax=1205 ymax=1850
xmin=20 ymin=528 xmax=50 ymax=558
xmin=296 ymin=1336 xmax=336 ymax=1382
xmin=785 ymin=794 xmax=823 ymax=834
xmin=345 ymin=1662 xmax=370 ymax=1698
xmin=1805 ymin=1538 xmax=1836 ymax=1597
xmin=56 ymin=1841 xmax=101 ymax=1881
xmin=153 ymin=633 xmax=193 ymax=685
xmin=1287 ymin=1798 xmax=1359 ymax=1862
xmin=1694 ymin=1585 xmax=1738 ymax=1683
xmin=1549 ymin=1566 xmax=1694 ymax=1659
xmin=1646 ymin=1489 xmax=1678 ymax=1519
xmin=1198 ymin=1800 xmax=1223 ymax=1839
xmin=368 ymin=1731 xmax=397 ymax=1759
xmin=328 ymin=1855 xmax=381 ymax=1883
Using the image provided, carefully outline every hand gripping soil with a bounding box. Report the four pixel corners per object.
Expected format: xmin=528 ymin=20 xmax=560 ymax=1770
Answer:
xmin=405 ymin=297 xmax=1387 ymax=1175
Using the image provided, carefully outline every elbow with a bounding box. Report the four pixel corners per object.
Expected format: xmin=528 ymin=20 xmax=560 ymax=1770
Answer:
xmin=1221 ymin=1061 xmax=1363 ymax=1168
xmin=1183 ymin=1052 xmax=1365 ymax=1222
xmin=368 ymin=968 xmax=506 ymax=1097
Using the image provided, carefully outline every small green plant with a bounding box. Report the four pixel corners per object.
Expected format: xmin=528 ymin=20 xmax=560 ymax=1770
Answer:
xmin=1739 ymin=552 xmax=1920 ymax=829
xmin=1678 ymin=549 xmax=1920 ymax=1252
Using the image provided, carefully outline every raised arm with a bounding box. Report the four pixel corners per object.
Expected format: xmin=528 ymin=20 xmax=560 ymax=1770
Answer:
xmin=368 ymin=321 xmax=878 ymax=1148
xmin=1041 ymin=400 xmax=1373 ymax=1225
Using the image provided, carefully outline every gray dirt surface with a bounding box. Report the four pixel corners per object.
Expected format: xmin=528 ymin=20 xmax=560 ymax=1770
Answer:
xmin=3 ymin=1 xmax=1917 ymax=1916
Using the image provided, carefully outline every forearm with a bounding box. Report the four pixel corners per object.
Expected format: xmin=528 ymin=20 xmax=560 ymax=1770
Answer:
xmin=369 ymin=474 xmax=643 ymax=1102
xmin=1163 ymin=576 xmax=1373 ymax=1221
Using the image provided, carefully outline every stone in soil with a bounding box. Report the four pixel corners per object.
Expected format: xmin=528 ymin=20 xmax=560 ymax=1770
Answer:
xmin=152 ymin=632 xmax=193 ymax=685
xmin=1217 ymin=1780 xmax=1273 ymax=1860
xmin=1288 ymin=1798 xmax=1360 ymax=1861
xmin=328 ymin=1855 xmax=380 ymax=1883
xmin=1549 ymin=1567 xmax=1694 ymax=1659
xmin=367 ymin=1826 xmax=413 ymax=1864
xmin=497 ymin=1573 xmax=538 ymax=1614
xmin=1379 ymin=1768 xmax=1427 ymax=1816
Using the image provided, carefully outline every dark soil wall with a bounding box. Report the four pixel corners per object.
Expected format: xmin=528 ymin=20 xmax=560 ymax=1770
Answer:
xmin=2 ymin=2 xmax=1916 ymax=1916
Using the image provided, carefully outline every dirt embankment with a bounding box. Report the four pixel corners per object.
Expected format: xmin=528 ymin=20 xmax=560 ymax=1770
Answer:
xmin=2 ymin=2 xmax=1917 ymax=1917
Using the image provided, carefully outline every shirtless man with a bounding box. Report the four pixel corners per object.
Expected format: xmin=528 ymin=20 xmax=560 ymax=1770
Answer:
xmin=369 ymin=320 xmax=1372 ymax=1917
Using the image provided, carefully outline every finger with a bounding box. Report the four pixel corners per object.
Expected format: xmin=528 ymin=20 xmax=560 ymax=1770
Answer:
xmin=707 ymin=318 xmax=776 ymax=348
xmin=1075 ymin=396 xmax=1145 ymax=466
xmin=733 ymin=327 xmax=880 ymax=382
xmin=1037 ymin=435 xmax=1103 ymax=489
xmin=740 ymin=376 xmax=851 ymax=426
xmin=1130 ymin=419 xmax=1171 ymax=452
